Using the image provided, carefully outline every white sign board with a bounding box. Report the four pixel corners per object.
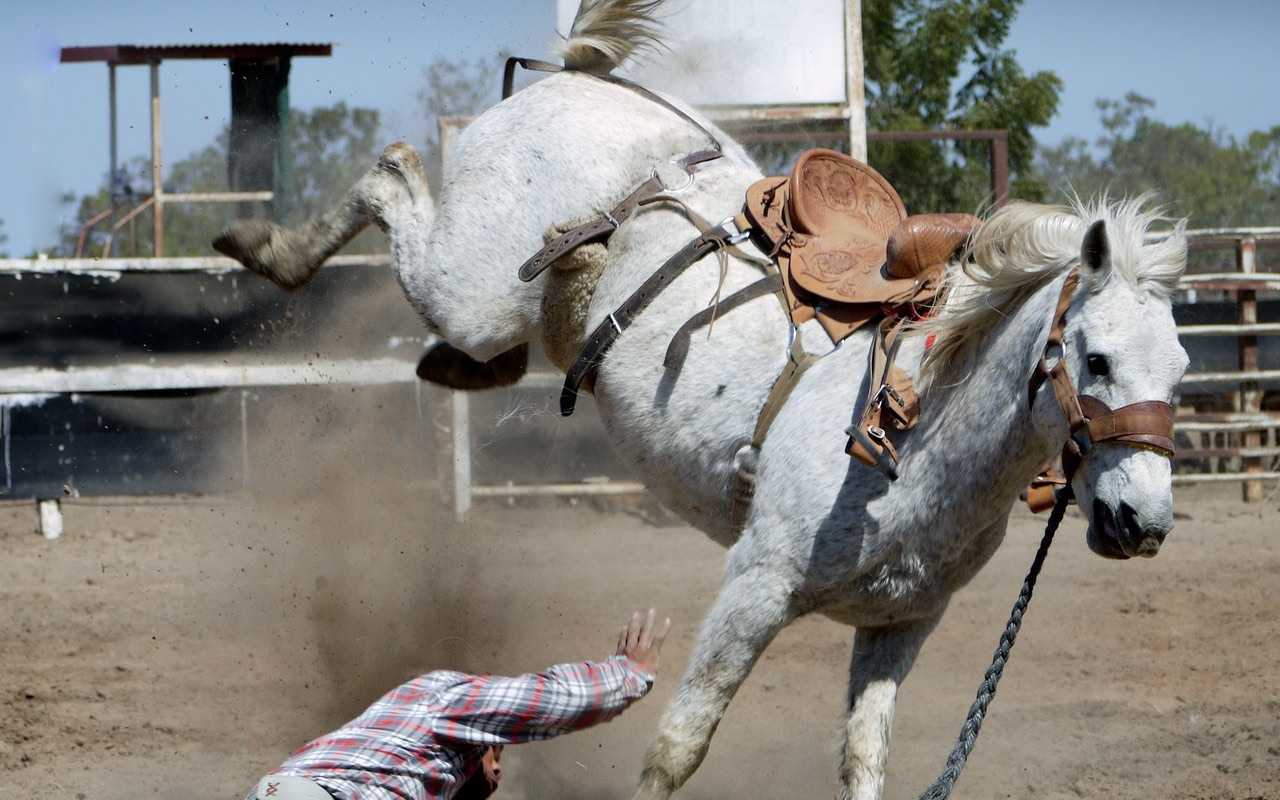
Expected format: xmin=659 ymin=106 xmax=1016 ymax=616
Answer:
xmin=554 ymin=0 xmax=851 ymax=106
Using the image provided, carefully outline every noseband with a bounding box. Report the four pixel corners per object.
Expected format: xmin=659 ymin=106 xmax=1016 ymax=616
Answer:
xmin=1029 ymin=269 xmax=1175 ymax=483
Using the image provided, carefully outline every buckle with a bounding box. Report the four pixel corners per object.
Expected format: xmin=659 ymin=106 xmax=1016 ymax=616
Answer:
xmin=873 ymin=382 xmax=904 ymax=408
xmin=845 ymin=424 xmax=899 ymax=481
xmin=652 ymin=164 xmax=695 ymax=194
xmin=717 ymin=216 xmax=752 ymax=246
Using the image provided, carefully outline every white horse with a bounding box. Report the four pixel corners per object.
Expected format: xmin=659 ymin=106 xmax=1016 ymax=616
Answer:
xmin=214 ymin=2 xmax=1189 ymax=797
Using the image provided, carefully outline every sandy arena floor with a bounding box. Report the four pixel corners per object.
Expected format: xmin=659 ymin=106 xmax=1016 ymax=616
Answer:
xmin=2 ymin=480 xmax=1278 ymax=800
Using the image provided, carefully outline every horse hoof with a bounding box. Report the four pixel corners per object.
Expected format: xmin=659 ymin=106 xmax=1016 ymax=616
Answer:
xmin=376 ymin=141 xmax=430 ymax=197
xmin=416 ymin=343 xmax=528 ymax=390
xmin=212 ymin=220 xmax=317 ymax=289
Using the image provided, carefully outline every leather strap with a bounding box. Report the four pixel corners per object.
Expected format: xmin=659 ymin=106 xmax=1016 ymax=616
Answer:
xmin=505 ymin=56 xmax=727 ymax=284
xmin=502 ymin=57 xmax=562 ymax=98
xmin=1028 ymin=270 xmax=1082 ymax=412
xmin=561 ymin=223 xmax=738 ymax=416
xmin=752 ymin=335 xmax=820 ymax=449
xmin=663 ymin=274 xmax=782 ymax=372
xmin=1026 ymin=269 xmax=1176 ymax=496
xmin=502 ymin=56 xmax=723 ymax=168
xmin=519 ymin=176 xmax=664 ymax=282
xmin=845 ymin=317 xmax=910 ymax=479
xmin=1078 ymin=396 xmax=1175 ymax=456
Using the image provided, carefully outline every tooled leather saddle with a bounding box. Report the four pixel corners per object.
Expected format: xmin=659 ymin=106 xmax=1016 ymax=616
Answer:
xmin=539 ymin=146 xmax=978 ymax=479
xmin=737 ymin=149 xmax=979 ymax=475
xmin=743 ymin=149 xmax=976 ymax=342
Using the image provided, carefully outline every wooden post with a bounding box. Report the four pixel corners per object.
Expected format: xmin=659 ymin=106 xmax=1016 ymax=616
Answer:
xmin=38 ymin=499 xmax=63 ymax=540
xmin=450 ymin=390 xmax=472 ymax=518
xmin=108 ymin=63 xmax=118 ymax=195
xmin=108 ymin=63 xmax=119 ymax=258
xmin=1236 ymin=237 xmax=1262 ymax=502
xmin=239 ymin=390 xmax=251 ymax=493
xmin=149 ymin=61 xmax=164 ymax=257
xmin=844 ymin=0 xmax=867 ymax=162
xmin=990 ymin=132 xmax=1009 ymax=206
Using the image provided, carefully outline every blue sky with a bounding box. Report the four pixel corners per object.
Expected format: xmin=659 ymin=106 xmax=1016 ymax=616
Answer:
xmin=2 ymin=0 xmax=1277 ymax=256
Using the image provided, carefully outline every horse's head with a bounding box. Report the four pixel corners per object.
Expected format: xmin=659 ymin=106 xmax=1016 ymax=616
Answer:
xmin=1064 ymin=216 xmax=1188 ymax=560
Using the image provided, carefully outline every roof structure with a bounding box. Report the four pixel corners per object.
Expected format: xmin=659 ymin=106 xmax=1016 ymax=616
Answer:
xmin=59 ymin=43 xmax=332 ymax=64
xmin=59 ymin=41 xmax=334 ymax=256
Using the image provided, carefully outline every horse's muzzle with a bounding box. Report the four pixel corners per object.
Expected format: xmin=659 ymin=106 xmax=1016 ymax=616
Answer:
xmin=1089 ymin=498 xmax=1169 ymax=559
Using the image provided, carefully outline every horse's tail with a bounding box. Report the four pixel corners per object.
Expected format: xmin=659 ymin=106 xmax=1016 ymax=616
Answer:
xmin=558 ymin=0 xmax=667 ymax=73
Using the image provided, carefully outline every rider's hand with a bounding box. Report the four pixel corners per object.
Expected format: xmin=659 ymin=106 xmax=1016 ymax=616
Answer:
xmin=615 ymin=608 xmax=671 ymax=677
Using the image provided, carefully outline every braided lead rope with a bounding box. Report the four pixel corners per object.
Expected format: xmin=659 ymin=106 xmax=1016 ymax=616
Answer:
xmin=917 ymin=490 xmax=1071 ymax=800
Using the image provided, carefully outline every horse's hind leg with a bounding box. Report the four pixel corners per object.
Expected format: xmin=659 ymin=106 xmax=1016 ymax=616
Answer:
xmin=215 ymin=143 xmax=529 ymax=390
xmin=634 ymin=559 xmax=799 ymax=799
xmin=839 ymin=614 xmax=942 ymax=800
xmin=213 ymin=141 xmax=428 ymax=290
xmin=416 ymin=342 xmax=528 ymax=390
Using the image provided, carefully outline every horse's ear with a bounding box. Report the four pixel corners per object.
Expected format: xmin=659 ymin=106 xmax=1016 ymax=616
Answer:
xmin=1081 ymin=220 xmax=1110 ymax=274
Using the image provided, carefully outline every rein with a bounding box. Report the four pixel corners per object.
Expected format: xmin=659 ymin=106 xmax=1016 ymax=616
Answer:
xmin=916 ymin=268 xmax=1176 ymax=799
xmin=916 ymin=489 xmax=1069 ymax=800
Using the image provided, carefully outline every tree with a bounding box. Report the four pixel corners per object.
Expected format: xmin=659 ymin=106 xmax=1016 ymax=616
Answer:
xmin=48 ymin=102 xmax=385 ymax=257
xmin=417 ymin=54 xmax=505 ymax=193
xmin=1038 ymin=92 xmax=1280 ymax=227
xmin=862 ymin=0 xmax=1062 ymax=212
xmin=0 ymin=218 xmax=8 ymax=257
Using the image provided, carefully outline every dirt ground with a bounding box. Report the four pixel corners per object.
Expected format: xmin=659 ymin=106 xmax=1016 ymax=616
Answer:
xmin=1 ymin=478 xmax=1278 ymax=800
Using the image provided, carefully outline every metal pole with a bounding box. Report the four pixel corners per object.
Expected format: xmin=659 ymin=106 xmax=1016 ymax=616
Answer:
xmin=844 ymin=0 xmax=867 ymax=162
xmin=1236 ymin=237 xmax=1262 ymax=502
xmin=426 ymin=381 xmax=455 ymax=508
xmin=2 ymin=405 xmax=10 ymax=495
xmin=435 ymin=125 xmax=473 ymax=519
xmin=239 ymin=390 xmax=251 ymax=493
xmin=149 ymin=61 xmax=164 ymax=257
xmin=108 ymin=63 xmax=118 ymax=195
xmin=451 ymin=390 xmax=472 ymax=518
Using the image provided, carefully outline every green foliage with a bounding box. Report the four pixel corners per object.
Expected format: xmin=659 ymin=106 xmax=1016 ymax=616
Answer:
xmin=0 ymin=217 xmax=7 ymax=258
xmin=862 ymin=0 xmax=1061 ymax=212
xmin=287 ymin=104 xmax=383 ymax=222
xmin=48 ymin=102 xmax=385 ymax=257
xmin=1038 ymin=92 xmax=1280 ymax=227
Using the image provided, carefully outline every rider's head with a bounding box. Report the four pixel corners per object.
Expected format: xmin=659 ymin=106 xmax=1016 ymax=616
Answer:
xmin=455 ymin=745 xmax=503 ymax=799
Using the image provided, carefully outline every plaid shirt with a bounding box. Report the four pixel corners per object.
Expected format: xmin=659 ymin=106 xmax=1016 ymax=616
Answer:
xmin=266 ymin=655 xmax=653 ymax=800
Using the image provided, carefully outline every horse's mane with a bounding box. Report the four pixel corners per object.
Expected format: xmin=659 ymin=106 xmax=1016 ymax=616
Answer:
xmin=916 ymin=194 xmax=1187 ymax=384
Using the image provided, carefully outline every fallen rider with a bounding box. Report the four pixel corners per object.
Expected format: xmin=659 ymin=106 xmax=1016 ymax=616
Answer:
xmin=245 ymin=609 xmax=671 ymax=800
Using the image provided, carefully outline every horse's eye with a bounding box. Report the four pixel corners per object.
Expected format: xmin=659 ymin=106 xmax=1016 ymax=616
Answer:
xmin=1087 ymin=354 xmax=1110 ymax=377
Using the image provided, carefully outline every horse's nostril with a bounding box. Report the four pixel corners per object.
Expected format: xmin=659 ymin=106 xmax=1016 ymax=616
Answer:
xmin=1092 ymin=498 xmax=1112 ymax=530
xmin=1118 ymin=501 xmax=1157 ymax=543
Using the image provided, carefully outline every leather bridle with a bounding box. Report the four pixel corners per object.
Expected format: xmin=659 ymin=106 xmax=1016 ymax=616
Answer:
xmin=1029 ymin=269 xmax=1176 ymax=486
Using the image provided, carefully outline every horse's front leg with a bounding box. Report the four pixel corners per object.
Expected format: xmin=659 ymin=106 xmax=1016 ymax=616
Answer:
xmin=634 ymin=561 xmax=800 ymax=800
xmin=840 ymin=612 xmax=944 ymax=800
